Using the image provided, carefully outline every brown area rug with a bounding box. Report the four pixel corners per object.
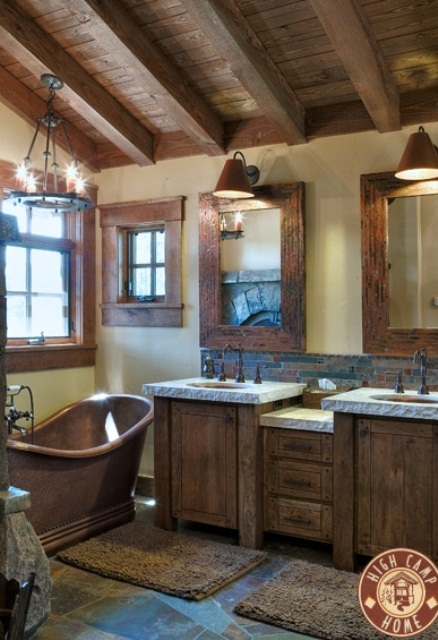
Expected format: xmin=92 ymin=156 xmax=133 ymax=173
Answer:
xmin=234 ymin=559 xmax=437 ymax=640
xmin=57 ymin=521 xmax=266 ymax=600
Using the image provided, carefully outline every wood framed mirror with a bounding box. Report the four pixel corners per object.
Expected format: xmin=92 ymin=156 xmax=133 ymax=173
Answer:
xmin=199 ymin=183 xmax=305 ymax=352
xmin=361 ymin=171 xmax=438 ymax=355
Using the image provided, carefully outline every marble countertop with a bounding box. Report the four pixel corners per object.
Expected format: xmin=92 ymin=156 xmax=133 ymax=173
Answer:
xmin=259 ymin=406 xmax=334 ymax=432
xmin=142 ymin=377 xmax=307 ymax=405
xmin=322 ymin=387 xmax=438 ymax=420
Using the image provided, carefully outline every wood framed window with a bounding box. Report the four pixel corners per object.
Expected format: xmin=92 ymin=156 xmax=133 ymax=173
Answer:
xmin=0 ymin=160 xmax=96 ymax=373
xmin=99 ymin=196 xmax=183 ymax=327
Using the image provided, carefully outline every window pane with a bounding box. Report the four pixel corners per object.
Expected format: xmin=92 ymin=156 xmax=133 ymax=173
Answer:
xmin=156 ymin=267 xmax=165 ymax=295
xmin=32 ymin=296 xmax=67 ymax=336
xmin=6 ymin=296 xmax=27 ymax=336
xmin=31 ymin=250 xmax=65 ymax=293
xmin=5 ymin=246 xmax=26 ymax=291
xmin=156 ymin=231 xmax=165 ymax=262
xmin=133 ymin=268 xmax=151 ymax=297
xmin=134 ymin=232 xmax=151 ymax=264
xmin=31 ymin=210 xmax=63 ymax=237
xmin=2 ymin=203 xmax=28 ymax=233
xmin=6 ymin=245 xmax=69 ymax=338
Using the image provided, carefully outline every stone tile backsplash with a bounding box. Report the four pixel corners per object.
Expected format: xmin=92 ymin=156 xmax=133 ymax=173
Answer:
xmin=201 ymin=350 xmax=438 ymax=393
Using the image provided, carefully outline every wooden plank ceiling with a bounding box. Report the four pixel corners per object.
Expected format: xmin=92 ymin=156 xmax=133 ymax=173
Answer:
xmin=0 ymin=0 xmax=437 ymax=173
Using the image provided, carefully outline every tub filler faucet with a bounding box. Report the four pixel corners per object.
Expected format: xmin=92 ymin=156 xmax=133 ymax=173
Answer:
xmin=413 ymin=348 xmax=429 ymax=395
xmin=5 ymin=384 xmax=35 ymax=442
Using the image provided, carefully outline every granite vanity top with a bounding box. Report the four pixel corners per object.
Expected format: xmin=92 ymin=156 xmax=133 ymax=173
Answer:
xmin=322 ymin=386 xmax=438 ymax=420
xmin=142 ymin=377 xmax=307 ymax=404
xmin=259 ymin=406 xmax=334 ymax=433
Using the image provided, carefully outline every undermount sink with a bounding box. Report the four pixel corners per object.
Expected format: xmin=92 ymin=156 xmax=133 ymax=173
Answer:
xmin=187 ymin=381 xmax=252 ymax=389
xmin=370 ymin=393 xmax=438 ymax=404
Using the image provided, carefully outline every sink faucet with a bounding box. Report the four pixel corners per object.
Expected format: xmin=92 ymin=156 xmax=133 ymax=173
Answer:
xmin=413 ymin=348 xmax=429 ymax=395
xmin=222 ymin=342 xmax=245 ymax=383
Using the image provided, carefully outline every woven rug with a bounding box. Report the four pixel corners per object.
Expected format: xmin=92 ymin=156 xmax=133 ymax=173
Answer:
xmin=234 ymin=559 xmax=437 ymax=640
xmin=57 ymin=521 xmax=266 ymax=600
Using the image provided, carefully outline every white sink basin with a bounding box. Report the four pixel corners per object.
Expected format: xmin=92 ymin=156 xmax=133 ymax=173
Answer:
xmin=370 ymin=393 xmax=438 ymax=404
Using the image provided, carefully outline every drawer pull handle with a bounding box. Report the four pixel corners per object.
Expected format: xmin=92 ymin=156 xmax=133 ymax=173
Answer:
xmin=284 ymin=516 xmax=312 ymax=526
xmin=284 ymin=478 xmax=312 ymax=488
xmin=284 ymin=443 xmax=312 ymax=452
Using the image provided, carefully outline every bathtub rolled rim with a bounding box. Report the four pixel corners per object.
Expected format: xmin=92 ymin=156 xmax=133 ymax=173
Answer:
xmin=6 ymin=393 xmax=154 ymax=458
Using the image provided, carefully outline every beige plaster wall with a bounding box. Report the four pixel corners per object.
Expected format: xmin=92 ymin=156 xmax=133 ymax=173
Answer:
xmin=3 ymin=98 xmax=438 ymax=476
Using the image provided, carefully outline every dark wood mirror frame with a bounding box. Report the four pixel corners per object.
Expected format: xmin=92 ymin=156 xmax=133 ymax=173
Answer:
xmin=199 ymin=183 xmax=305 ymax=352
xmin=362 ymin=171 xmax=438 ymax=356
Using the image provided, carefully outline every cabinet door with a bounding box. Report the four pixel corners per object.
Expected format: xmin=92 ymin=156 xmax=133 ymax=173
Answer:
xmin=171 ymin=401 xmax=237 ymax=528
xmin=356 ymin=418 xmax=435 ymax=558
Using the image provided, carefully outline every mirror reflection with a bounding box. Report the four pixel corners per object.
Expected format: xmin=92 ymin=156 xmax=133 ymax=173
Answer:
xmin=221 ymin=207 xmax=281 ymax=326
xmin=361 ymin=171 xmax=438 ymax=355
xmin=199 ymin=183 xmax=305 ymax=353
xmin=388 ymin=196 xmax=438 ymax=329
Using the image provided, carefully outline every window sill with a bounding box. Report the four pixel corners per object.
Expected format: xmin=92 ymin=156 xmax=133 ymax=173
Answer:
xmin=101 ymin=302 xmax=183 ymax=327
xmin=6 ymin=343 xmax=97 ymax=373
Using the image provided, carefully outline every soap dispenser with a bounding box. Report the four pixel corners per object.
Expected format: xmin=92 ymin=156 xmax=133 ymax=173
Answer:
xmin=203 ymin=354 xmax=215 ymax=379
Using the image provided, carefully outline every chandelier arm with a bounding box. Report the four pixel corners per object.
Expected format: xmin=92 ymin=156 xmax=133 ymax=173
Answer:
xmin=24 ymin=119 xmax=43 ymax=162
xmin=60 ymin=120 xmax=75 ymax=161
xmin=51 ymin=128 xmax=59 ymax=193
xmin=43 ymin=123 xmax=53 ymax=193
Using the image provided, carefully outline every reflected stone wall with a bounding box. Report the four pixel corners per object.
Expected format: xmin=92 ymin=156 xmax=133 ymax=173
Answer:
xmin=221 ymin=269 xmax=281 ymax=326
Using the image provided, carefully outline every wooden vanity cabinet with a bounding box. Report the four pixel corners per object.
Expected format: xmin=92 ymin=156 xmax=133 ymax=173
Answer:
xmin=153 ymin=396 xmax=294 ymax=549
xmin=264 ymin=428 xmax=334 ymax=542
xmin=171 ymin=401 xmax=238 ymax=528
xmin=355 ymin=417 xmax=438 ymax=559
xmin=334 ymin=413 xmax=438 ymax=571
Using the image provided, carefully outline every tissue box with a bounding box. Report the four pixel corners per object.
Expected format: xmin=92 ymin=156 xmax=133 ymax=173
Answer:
xmin=302 ymin=387 xmax=351 ymax=410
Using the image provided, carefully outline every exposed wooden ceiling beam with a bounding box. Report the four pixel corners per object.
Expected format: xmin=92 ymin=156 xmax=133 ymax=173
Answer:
xmin=309 ymin=0 xmax=400 ymax=133
xmin=0 ymin=66 xmax=99 ymax=173
xmin=0 ymin=0 xmax=155 ymax=166
xmin=69 ymin=0 xmax=224 ymax=157
xmin=180 ymin=0 xmax=306 ymax=146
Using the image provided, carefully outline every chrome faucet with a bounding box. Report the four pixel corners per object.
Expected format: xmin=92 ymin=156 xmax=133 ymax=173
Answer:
xmin=222 ymin=342 xmax=245 ymax=382
xmin=413 ymin=348 xmax=429 ymax=395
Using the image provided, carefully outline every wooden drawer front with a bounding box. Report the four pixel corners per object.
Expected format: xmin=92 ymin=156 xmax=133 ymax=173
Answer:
xmin=266 ymin=428 xmax=333 ymax=463
xmin=266 ymin=496 xmax=333 ymax=541
xmin=267 ymin=460 xmax=333 ymax=502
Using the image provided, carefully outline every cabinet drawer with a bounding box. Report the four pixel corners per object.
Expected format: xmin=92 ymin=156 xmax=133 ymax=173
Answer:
xmin=265 ymin=496 xmax=333 ymax=541
xmin=266 ymin=428 xmax=333 ymax=462
xmin=267 ymin=459 xmax=333 ymax=502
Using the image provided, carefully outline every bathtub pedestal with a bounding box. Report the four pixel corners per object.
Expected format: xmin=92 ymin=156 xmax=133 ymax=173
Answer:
xmin=0 ymin=486 xmax=51 ymax=637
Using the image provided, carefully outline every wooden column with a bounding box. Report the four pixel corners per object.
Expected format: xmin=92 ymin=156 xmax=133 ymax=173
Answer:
xmin=333 ymin=412 xmax=356 ymax=570
xmin=237 ymin=403 xmax=266 ymax=549
xmin=153 ymin=397 xmax=177 ymax=531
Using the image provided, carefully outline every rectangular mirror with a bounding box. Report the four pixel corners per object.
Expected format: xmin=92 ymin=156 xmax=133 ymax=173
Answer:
xmin=362 ymin=172 xmax=438 ymax=355
xmin=199 ymin=183 xmax=305 ymax=352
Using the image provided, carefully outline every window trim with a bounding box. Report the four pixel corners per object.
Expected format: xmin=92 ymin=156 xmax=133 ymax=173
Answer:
xmin=0 ymin=159 xmax=96 ymax=373
xmin=99 ymin=196 xmax=183 ymax=327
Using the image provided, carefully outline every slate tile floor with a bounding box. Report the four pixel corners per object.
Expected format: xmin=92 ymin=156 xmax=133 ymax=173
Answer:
xmin=32 ymin=497 xmax=333 ymax=640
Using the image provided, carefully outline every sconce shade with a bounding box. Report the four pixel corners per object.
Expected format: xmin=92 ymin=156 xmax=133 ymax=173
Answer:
xmin=213 ymin=152 xmax=256 ymax=198
xmin=395 ymin=126 xmax=438 ymax=180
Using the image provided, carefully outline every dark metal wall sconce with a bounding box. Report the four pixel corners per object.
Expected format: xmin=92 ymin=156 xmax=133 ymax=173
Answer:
xmin=213 ymin=151 xmax=260 ymax=198
xmin=395 ymin=126 xmax=438 ymax=180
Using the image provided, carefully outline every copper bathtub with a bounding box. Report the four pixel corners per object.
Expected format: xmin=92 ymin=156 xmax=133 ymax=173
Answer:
xmin=7 ymin=393 xmax=154 ymax=555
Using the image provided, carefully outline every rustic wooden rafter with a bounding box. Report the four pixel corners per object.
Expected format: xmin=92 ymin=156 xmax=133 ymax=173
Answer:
xmin=0 ymin=0 xmax=155 ymax=166
xmin=309 ymin=0 xmax=400 ymax=133
xmin=180 ymin=0 xmax=306 ymax=146
xmin=0 ymin=66 xmax=99 ymax=173
xmin=68 ymin=0 xmax=225 ymax=157
xmin=0 ymin=0 xmax=436 ymax=170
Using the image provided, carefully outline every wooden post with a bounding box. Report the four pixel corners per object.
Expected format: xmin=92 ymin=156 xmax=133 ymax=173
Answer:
xmin=0 ymin=214 xmax=20 ymax=490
